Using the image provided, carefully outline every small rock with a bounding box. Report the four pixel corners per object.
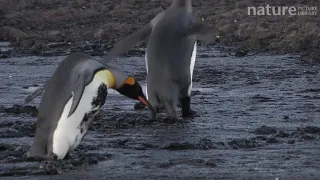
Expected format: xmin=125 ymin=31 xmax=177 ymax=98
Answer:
xmin=196 ymin=138 xmax=213 ymax=150
xmin=30 ymin=40 xmax=48 ymax=53
xmin=254 ymin=125 xmax=277 ymax=135
xmin=251 ymin=94 xmax=274 ymax=102
xmin=205 ymin=159 xmax=217 ymax=167
xmin=283 ymin=115 xmax=289 ymax=120
xmin=235 ymin=49 xmax=248 ymax=57
xmin=0 ymin=105 xmax=5 ymax=112
xmin=44 ymin=163 xmax=60 ymax=175
xmin=158 ymin=161 xmax=174 ymax=168
xmin=266 ymin=137 xmax=279 ymax=144
xmin=228 ymin=138 xmax=260 ymax=149
xmin=87 ymin=157 xmax=98 ymax=165
xmin=134 ymin=102 xmax=146 ymax=110
xmin=301 ymin=134 xmax=315 ymax=140
xmin=4 ymin=105 xmax=38 ymax=116
xmin=287 ymin=140 xmax=295 ymax=144
xmin=47 ymin=30 xmax=64 ymax=42
xmin=94 ymin=29 xmax=106 ymax=40
xmin=300 ymin=126 xmax=320 ymax=135
xmin=142 ymin=143 xmax=156 ymax=149
xmin=164 ymin=143 xmax=196 ymax=150
xmin=195 ymin=159 xmax=205 ymax=164
xmin=0 ymin=143 xmax=12 ymax=151
xmin=276 ymin=131 xmax=290 ymax=138
xmin=0 ymin=26 xmax=29 ymax=42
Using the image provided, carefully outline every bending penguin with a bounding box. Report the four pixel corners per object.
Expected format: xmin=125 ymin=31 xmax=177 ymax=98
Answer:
xmin=27 ymin=52 xmax=156 ymax=160
xmin=106 ymin=0 xmax=216 ymax=119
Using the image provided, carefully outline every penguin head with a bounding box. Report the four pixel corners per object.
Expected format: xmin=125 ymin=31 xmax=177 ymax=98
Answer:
xmin=116 ymin=76 xmax=146 ymax=103
xmin=107 ymin=65 xmax=156 ymax=115
xmin=116 ymin=76 xmax=157 ymax=116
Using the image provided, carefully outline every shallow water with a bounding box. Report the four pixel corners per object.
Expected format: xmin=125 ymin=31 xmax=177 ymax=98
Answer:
xmin=0 ymin=47 xmax=319 ymax=179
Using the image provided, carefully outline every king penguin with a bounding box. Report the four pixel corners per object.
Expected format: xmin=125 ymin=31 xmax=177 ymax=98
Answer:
xmin=105 ymin=0 xmax=216 ymax=119
xmin=26 ymin=52 xmax=156 ymax=160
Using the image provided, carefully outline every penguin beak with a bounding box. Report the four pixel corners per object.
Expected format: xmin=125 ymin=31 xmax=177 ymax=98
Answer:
xmin=138 ymin=96 xmax=153 ymax=110
xmin=138 ymin=96 xmax=157 ymax=120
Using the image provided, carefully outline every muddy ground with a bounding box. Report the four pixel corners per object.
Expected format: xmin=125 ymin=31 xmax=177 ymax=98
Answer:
xmin=0 ymin=0 xmax=319 ymax=63
xmin=0 ymin=46 xmax=319 ymax=179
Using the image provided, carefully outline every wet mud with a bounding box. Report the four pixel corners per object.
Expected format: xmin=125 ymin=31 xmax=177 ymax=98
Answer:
xmin=0 ymin=47 xmax=320 ymax=179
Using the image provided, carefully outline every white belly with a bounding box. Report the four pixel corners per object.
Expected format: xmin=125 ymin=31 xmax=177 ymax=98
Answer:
xmin=52 ymin=78 xmax=105 ymax=160
xmin=188 ymin=42 xmax=197 ymax=96
xmin=145 ymin=52 xmax=148 ymax=99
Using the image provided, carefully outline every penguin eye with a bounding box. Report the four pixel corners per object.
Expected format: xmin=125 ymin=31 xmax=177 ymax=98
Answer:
xmin=124 ymin=77 xmax=135 ymax=86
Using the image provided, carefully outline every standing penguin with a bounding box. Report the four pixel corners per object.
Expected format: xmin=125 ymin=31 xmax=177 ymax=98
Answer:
xmin=106 ymin=0 xmax=216 ymax=119
xmin=27 ymin=52 xmax=156 ymax=160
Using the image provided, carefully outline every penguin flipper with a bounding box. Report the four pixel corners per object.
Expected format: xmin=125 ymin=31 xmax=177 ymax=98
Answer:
xmin=186 ymin=22 xmax=216 ymax=43
xmin=23 ymin=84 xmax=46 ymax=104
xmin=67 ymin=75 xmax=85 ymax=118
xmin=106 ymin=24 xmax=152 ymax=59
xmin=105 ymin=11 xmax=164 ymax=60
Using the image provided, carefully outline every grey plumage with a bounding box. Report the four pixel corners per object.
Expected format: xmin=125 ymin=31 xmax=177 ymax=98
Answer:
xmin=27 ymin=53 xmax=107 ymax=158
xmin=146 ymin=7 xmax=196 ymax=118
xmin=23 ymin=0 xmax=215 ymax=120
xmin=105 ymin=0 xmax=216 ymax=119
xmin=27 ymin=52 xmax=156 ymax=159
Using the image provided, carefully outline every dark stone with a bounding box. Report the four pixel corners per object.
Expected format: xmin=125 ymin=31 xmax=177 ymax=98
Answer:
xmin=205 ymin=159 xmax=218 ymax=167
xmin=287 ymin=140 xmax=295 ymax=144
xmin=196 ymin=138 xmax=214 ymax=150
xmin=228 ymin=138 xmax=260 ymax=149
xmin=44 ymin=163 xmax=59 ymax=175
xmin=3 ymin=105 xmax=38 ymax=116
xmin=0 ymin=143 xmax=13 ymax=151
xmin=235 ymin=49 xmax=248 ymax=57
xmin=87 ymin=157 xmax=98 ymax=165
xmin=254 ymin=125 xmax=277 ymax=135
xmin=134 ymin=102 xmax=146 ymax=110
xmin=276 ymin=131 xmax=290 ymax=138
xmin=266 ymin=137 xmax=280 ymax=144
xmin=283 ymin=115 xmax=289 ymax=120
xmin=0 ymin=105 xmax=5 ymax=113
xmin=299 ymin=126 xmax=320 ymax=135
xmin=164 ymin=143 xmax=196 ymax=150
xmin=251 ymin=94 xmax=274 ymax=102
xmin=195 ymin=138 xmax=225 ymax=150
xmin=301 ymin=134 xmax=315 ymax=140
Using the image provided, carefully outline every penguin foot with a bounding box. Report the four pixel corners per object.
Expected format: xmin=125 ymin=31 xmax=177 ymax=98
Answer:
xmin=182 ymin=108 xmax=198 ymax=118
xmin=44 ymin=160 xmax=60 ymax=175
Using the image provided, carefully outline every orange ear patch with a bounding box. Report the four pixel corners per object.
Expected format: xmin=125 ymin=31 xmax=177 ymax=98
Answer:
xmin=125 ymin=77 xmax=135 ymax=85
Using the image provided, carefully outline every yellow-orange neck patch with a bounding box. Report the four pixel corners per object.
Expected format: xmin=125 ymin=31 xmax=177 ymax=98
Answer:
xmin=94 ymin=70 xmax=116 ymax=89
xmin=125 ymin=76 xmax=135 ymax=85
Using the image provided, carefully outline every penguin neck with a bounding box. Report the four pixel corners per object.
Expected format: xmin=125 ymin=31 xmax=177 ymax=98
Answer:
xmin=94 ymin=70 xmax=116 ymax=89
xmin=171 ymin=0 xmax=192 ymax=12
